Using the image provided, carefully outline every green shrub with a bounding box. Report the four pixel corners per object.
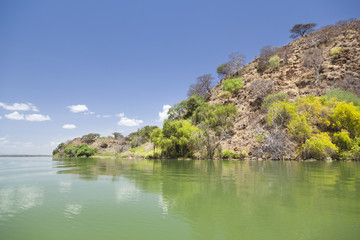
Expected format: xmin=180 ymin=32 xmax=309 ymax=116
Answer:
xmin=300 ymin=133 xmax=339 ymax=160
xmin=288 ymin=115 xmax=312 ymax=143
xmin=330 ymin=47 xmax=344 ymax=58
xmin=222 ymin=149 xmax=233 ymax=159
xmin=324 ymin=88 xmax=360 ymax=106
xmin=145 ymin=149 xmax=162 ymax=159
xmin=267 ymin=101 xmax=296 ymax=127
xmin=222 ymin=77 xmax=244 ymax=95
xmin=100 ymin=142 xmax=108 ymax=148
xmin=75 ymin=144 xmax=97 ymax=157
xmin=333 ymin=130 xmax=352 ymax=150
xmin=261 ymin=93 xmax=289 ymax=112
xmin=219 ymin=91 xmax=232 ymax=100
xmin=231 ymin=152 xmax=246 ymax=160
xmin=329 ymin=102 xmax=360 ymax=137
xmin=269 ymin=55 xmax=280 ymax=70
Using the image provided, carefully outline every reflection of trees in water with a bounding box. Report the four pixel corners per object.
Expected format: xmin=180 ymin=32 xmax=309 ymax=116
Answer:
xmin=54 ymin=158 xmax=360 ymax=239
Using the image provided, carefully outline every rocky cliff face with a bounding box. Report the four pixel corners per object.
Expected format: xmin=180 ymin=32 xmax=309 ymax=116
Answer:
xmin=209 ymin=20 xmax=360 ymax=155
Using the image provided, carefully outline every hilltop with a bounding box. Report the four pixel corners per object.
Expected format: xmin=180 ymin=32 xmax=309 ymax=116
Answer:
xmin=209 ymin=20 xmax=360 ymax=158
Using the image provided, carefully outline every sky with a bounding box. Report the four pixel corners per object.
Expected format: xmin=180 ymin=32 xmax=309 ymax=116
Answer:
xmin=0 ymin=0 xmax=359 ymax=155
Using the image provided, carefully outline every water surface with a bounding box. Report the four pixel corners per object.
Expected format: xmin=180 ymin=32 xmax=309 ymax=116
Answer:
xmin=0 ymin=157 xmax=359 ymax=240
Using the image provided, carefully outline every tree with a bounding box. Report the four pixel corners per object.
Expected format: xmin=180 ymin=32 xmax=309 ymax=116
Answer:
xmin=303 ymin=48 xmax=323 ymax=83
xmin=290 ymin=23 xmax=317 ymax=39
xmin=81 ymin=133 xmax=100 ymax=144
xmin=222 ymin=77 xmax=244 ymax=96
xmin=228 ymin=52 xmax=245 ymax=72
xmin=257 ymin=45 xmax=278 ymax=73
xmin=216 ymin=63 xmax=232 ymax=79
xmin=113 ymin=132 xmax=124 ymax=139
xmin=216 ymin=52 xmax=245 ymax=79
xmin=187 ymin=74 xmax=214 ymax=99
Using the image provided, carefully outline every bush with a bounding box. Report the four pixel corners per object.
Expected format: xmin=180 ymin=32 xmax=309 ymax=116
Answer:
xmin=222 ymin=149 xmax=233 ymax=159
xmin=219 ymin=91 xmax=232 ymax=100
xmin=329 ymin=102 xmax=360 ymax=137
xmin=267 ymin=101 xmax=296 ymax=127
xmin=333 ymin=130 xmax=352 ymax=150
xmin=100 ymin=142 xmax=108 ymax=148
xmin=75 ymin=144 xmax=97 ymax=157
xmin=324 ymin=88 xmax=360 ymax=106
xmin=269 ymin=55 xmax=280 ymax=70
xmin=300 ymin=133 xmax=339 ymax=160
xmin=222 ymin=77 xmax=244 ymax=95
xmin=330 ymin=47 xmax=344 ymax=59
xmin=288 ymin=115 xmax=312 ymax=143
xmin=261 ymin=93 xmax=289 ymax=112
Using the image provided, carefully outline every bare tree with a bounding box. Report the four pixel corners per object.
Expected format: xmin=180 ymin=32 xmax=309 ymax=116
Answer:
xmin=248 ymin=79 xmax=275 ymax=107
xmin=257 ymin=45 xmax=278 ymax=73
xmin=303 ymin=48 xmax=323 ymax=83
xmin=290 ymin=23 xmax=317 ymax=39
xmin=187 ymin=74 xmax=214 ymax=98
xmin=228 ymin=52 xmax=245 ymax=72
xmin=255 ymin=125 xmax=291 ymax=160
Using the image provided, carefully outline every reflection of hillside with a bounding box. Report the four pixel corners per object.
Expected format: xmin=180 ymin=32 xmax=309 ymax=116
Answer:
xmin=54 ymin=158 xmax=360 ymax=239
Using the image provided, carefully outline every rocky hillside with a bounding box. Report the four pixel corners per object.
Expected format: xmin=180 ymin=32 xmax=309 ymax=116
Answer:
xmin=209 ymin=20 xmax=360 ymax=156
xmin=66 ymin=137 xmax=131 ymax=155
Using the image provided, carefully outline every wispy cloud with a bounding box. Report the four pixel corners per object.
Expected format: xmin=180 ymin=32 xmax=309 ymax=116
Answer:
xmin=5 ymin=111 xmax=24 ymax=120
xmin=67 ymin=104 xmax=88 ymax=113
xmin=25 ymin=114 xmax=51 ymax=122
xmin=62 ymin=124 xmax=76 ymax=129
xmin=0 ymin=116 xmax=2 ymax=120
xmin=117 ymin=113 xmax=143 ymax=127
xmin=0 ymin=102 xmax=39 ymax=112
xmin=158 ymin=105 xmax=171 ymax=122
xmin=97 ymin=114 xmax=111 ymax=118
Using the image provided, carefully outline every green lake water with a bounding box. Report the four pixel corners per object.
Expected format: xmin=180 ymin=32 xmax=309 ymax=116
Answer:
xmin=0 ymin=157 xmax=359 ymax=240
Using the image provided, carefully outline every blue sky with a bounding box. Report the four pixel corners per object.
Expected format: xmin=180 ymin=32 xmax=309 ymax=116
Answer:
xmin=0 ymin=0 xmax=359 ymax=154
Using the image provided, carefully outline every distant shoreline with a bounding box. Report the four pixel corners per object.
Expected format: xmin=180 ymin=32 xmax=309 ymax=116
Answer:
xmin=0 ymin=155 xmax=52 ymax=157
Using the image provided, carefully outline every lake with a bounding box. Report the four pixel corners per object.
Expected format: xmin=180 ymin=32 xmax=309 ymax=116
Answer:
xmin=0 ymin=157 xmax=359 ymax=240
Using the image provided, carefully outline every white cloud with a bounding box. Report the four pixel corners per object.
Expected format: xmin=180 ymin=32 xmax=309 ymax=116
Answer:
xmin=97 ymin=114 xmax=111 ymax=118
xmin=62 ymin=124 xmax=76 ymax=129
xmin=25 ymin=114 xmax=51 ymax=122
xmin=0 ymin=116 xmax=2 ymax=119
xmin=0 ymin=102 xmax=38 ymax=112
xmin=67 ymin=105 xmax=88 ymax=113
xmin=117 ymin=113 xmax=143 ymax=127
xmin=84 ymin=111 xmax=95 ymax=115
xmin=158 ymin=105 xmax=171 ymax=122
xmin=5 ymin=111 xmax=24 ymax=120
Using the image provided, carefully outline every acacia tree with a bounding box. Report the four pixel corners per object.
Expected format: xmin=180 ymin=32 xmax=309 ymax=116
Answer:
xmin=303 ymin=48 xmax=323 ymax=83
xmin=187 ymin=74 xmax=214 ymax=98
xmin=113 ymin=132 xmax=124 ymax=139
xmin=290 ymin=23 xmax=317 ymax=39
xmin=216 ymin=52 xmax=245 ymax=79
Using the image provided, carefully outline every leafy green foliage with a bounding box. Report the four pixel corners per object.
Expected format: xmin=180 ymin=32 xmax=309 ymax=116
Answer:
xmin=168 ymin=95 xmax=206 ymax=121
xmin=216 ymin=63 xmax=231 ymax=79
xmin=288 ymin=115 xmax=312 ymax=143
xmin=219 ymin=91 xmax=232 ymax=100
xmin=52 ymin=143 xmax=65 ymax=156
xmin=261 ymin=93 xmax=289 ymax=112
xmin=222 ymin=77 xmax=244 ymax=95
xmin=324 ymin=88 xmax=360 ymax=106
xmin=268 ymin=55 xmax=280 ymax=70
xmin=329 ymin=102 xmax=360 ymax=138
xmin=267 ymin=101 xmax=296 ymax=127
xmin=127 ymin=125 xmax=159 ymax=148
xmin=113 ymin=132 xmax=124 ymax=139
xmin=330 ymin=47 xmax=344 ymax=58
xmin=300 ymin=133 xmax=339 ymax=160
xmin=100 ymin=142 xmax=108 ymax=148
xmin=75 ymin=144 xmax=97 ymax=157
xmin=222 ymin=149 xmax=232 ymax=159
xmin=151 ymin=120 xmax=201 ymax=158
xmin=333 ymin=130 xmax=351 ymax=150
